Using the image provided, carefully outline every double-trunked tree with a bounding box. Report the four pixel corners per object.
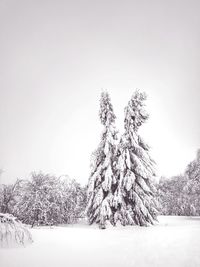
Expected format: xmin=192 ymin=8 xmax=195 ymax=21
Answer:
xmin=86 ymin=90 xmax=158 ymax=228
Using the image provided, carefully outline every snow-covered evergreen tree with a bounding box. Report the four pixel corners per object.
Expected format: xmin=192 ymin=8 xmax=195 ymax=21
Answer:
xmin=86 ymin=91 xmax=118 ymax=229
xmin=113 ymin=90 xmax=158 ymax=226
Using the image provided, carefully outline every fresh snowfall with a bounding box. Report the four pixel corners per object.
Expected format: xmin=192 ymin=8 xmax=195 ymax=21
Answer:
xmin=0 ymin=216 xmax=200 ymax=267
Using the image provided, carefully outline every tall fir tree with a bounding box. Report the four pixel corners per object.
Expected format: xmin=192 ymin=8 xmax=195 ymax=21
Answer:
xmin=112 ymin=90 xmax=158 ymax=226
xmin=86 ymin=91 xmax=118 ymax=229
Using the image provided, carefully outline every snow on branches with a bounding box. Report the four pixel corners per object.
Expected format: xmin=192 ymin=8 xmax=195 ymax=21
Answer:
xmin=115 ymin=90 xmax=158 ymax=226
xmin=87 ymin=91 xmax=118 ymax=229
xmin=12 ymin=173 xmax=86 ymax=226
xmin=87 ymin=90 xmax=158 ymax=228
xmin=0 ymin=213 xmax=33 ymax=247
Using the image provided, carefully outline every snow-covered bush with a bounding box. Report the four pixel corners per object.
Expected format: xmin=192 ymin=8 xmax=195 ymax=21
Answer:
xmin=61 ymin=178 xmax=87 ymax=224
xmin=0 ymin=213 xmax=33 ymax=247
xmin=13 ymin=173 xmax=62 ymax=226
xmin=13 ymin=172 xmax=86 ymax=226
xmin=0 ymin=180 xmax=20 ymax=214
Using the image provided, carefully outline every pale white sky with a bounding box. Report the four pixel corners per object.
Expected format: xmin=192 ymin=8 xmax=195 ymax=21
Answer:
xmin=0 ymin=0 xmax=200 ymax=184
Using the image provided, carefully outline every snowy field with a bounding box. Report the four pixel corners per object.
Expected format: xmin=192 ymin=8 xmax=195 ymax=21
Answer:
xmin=1 ymin=216 xmax=200 ymax=267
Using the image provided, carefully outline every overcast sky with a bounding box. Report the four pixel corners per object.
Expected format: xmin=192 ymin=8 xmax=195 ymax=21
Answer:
xmin=0 ymin=0 xmax=200 ymax=184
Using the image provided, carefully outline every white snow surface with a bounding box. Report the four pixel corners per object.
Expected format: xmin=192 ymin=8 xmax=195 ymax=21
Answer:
xmin=1 ymin=216 xmax=200 ymax=267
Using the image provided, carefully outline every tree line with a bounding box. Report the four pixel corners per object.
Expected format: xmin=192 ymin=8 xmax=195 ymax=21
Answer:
xmin=158 ymin=149 xmax=200 ymax=216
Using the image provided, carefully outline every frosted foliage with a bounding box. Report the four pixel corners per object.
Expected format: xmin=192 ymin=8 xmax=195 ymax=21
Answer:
xmin=102 ymin=165 xmax=113 ymax=191
xmin=93 ymin=188 xmax=104 ymax=208
xmin=114 ymin=90 xmax=158 ymax=226
xmin=123 ymin=171 xmax=135 ymax=191
xmin=118 ymin=154 xmax=126 ymax=172
xmin=87 ymin=177 xmax=95 ymax=194
xmin=131 ymin=151 xmax=154 ymax=179
xmin=101 ymin=198 xmax=112 ymax=218
xmin=112 ymin=190 xmax=123 ymax=208
xmin=0 ymin=180 xmax=21 ymax=215
xmin=99 ymin=91 xmax=116 ymax=126
xmin=185 ymin=149 xmax=200 ymax=181
xmin=158 ymin=171 xmax=200 ymax=216
xmin=87 ymin=91 xmax=118 ymax=228
xmin=184 ymin=149 xmax=200 ymax=215
xmin=138 ymin=135 xmax=150 ymax=150
xmin=13 ymin=173 xmax=86 ymax=226
xmin=137 ymin=177 xmax=152 ymax=194
xmin=104 ymin=153 xmax=111 ymax=169
xmin=90 ymin=148 xmax=103 ymax=174
xmin=125 ymin=149 xmax=131 ymax=169
xmin=13 ymin=173 xmax=63 ymax=226
xmin=124 ymin=90 xmax=149 ymax=132
xmin=104 ymin=141 xmax=109 ymax=155
xmin=0 ymin=213 xmax=33 ymax=247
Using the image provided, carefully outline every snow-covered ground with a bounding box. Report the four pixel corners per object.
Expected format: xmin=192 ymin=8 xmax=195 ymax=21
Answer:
xmin=1 ymin=216 xmax=200 ymax=267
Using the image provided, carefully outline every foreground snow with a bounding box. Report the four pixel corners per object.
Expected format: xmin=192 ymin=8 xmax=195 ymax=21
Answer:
xmin=0 ymin=216 xmax=200 ymax=267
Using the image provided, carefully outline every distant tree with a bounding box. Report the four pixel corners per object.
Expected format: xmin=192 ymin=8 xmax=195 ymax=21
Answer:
xmin=113 ymin=90 xmax=158 ymax=226
xmin=13 ymin=173 xmax=63 ymax=226
xmin=0 ymin=180 xmax=20 ymax=214
xmin=86 ymin=91 xmax=118 ymax=229
xmin=157 ymin=175 xmax=189 ymax=215
xmin=157 ymin=150 xmax=200 ymax=216
xmin=60 ymin=177 xmax=87 ymax=224
xmin=184 ymin=149 xmax=200 ymax=215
